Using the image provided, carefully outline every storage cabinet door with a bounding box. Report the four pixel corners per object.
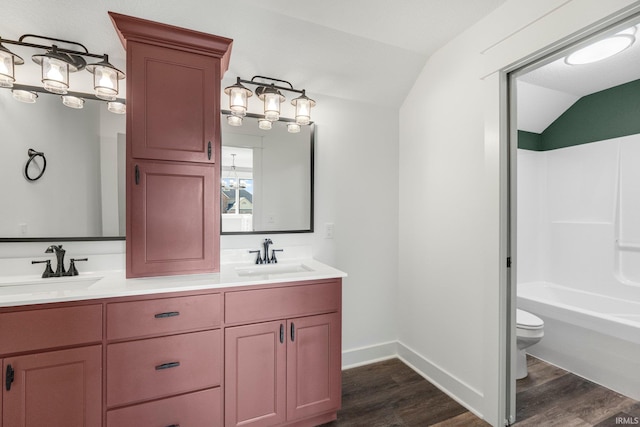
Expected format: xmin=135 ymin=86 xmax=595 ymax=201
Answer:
xmin=3 ymin=346 xmax=101 ymax=427
xmin=127 ymin=159 xmax=219 ymax=277
xmin=287 ymin=313 xmax=342 ymax=421
xmin=225 ymin=321 xmax=286 ymax=427
xmin=129 ymin=41 xmax=218 ymax=163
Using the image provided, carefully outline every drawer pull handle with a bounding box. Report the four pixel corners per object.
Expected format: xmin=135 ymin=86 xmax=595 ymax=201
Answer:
xmin=155 ymin=362 xmax=181 ymax=370
xmin=154 ymin=311 xmax=180 ymax=319
xmin=5 ymin=364 xmax=14 ymax=391
xmin=290 ymin=322 xmax=295 ymax=342
xmin=279 ymin=323 xmax=284 ymax=344
xmin=207 ymin=141 xmax=212 ymax=160
xmin=135 ymin=164 xmax=140 ymax=185
xmin=166 ymin=425 xmax=180 ymax=427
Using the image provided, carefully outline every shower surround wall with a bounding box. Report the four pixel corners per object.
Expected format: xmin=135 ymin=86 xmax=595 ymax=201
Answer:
xmin=518 ymin=134 xmax=640 ymax=299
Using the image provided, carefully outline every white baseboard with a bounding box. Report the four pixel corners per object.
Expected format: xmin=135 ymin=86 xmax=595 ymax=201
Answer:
xmin=341 ymin=341 xmax=398 ymax=369
xmin=341 ymin=340 xmax=486 ymax=421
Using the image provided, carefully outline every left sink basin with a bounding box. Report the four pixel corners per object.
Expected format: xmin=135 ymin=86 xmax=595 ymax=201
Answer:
xmin=0 ymin=276 xmax=103 ymax=289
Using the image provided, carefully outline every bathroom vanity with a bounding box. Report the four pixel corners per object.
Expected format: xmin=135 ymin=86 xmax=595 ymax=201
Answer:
xmin=0 ymin=260 xmax=345 ymax=427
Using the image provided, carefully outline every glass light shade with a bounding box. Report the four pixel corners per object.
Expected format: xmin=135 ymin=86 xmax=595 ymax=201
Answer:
xmin=227 ymin=115 xmax=243 ymax=126
xmin=41 ymin=56 xmax=70 ymax=94
xmin=61 ymin=95 xmax=84 ymax=109
xmin=565 ymin=35 xmax=635 ymax=65
xmin=229 ymin=87 xmax=249 ymax=116
xmin=93 ymin=66 xmax=118 ymax=100
xmin=107 ymin=101 xmax=126 ymax=114
xmin=287 ymin=123 xmax=301 ymax=133
xmin=0 ymin=43 xmax=23 ymax=88
xmin=291 ymin=91 xmax=316 ymax=125
xmin=86 ymin=55 xmax=125 ymax=101
xmin=263 ymin=92 xmax=282 ymax=121
xmin=12 ymin=89 xmax=38 ymax=103
xmin=258 ymin=118 xmax=272 ymax=130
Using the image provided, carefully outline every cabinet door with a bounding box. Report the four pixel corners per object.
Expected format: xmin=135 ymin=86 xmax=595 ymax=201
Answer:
xmin=3 ymin=346 xmax=101 ymax=427
xmin=127 ymin=159 xmax=219 ymax=277
xmin=225 ymin=321 xmax=286 ymax=427
xmin=129 ymin=41 xmax=219 ymax=163
xmin=287 ymin=313 xmax=342 ymax=421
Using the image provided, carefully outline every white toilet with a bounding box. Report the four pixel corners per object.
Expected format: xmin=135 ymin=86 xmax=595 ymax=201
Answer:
xmin=516 ymin=309 xmax=544 ymax=379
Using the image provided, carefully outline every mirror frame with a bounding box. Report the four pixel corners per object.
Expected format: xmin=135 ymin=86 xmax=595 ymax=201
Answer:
xmin=220 ymin=110 xmax=315 ymax=235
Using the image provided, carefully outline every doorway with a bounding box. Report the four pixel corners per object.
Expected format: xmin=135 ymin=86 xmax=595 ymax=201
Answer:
xmin=506 ymin=12 xmax=640 ymax=424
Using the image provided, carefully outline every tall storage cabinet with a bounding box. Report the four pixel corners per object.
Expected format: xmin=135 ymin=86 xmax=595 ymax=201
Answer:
xmin=109 ymin=12 xmax=233 ymax=278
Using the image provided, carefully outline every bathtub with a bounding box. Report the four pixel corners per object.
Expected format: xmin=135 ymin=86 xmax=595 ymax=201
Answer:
xmin=518 ymin=282 xmax=640 ymax=400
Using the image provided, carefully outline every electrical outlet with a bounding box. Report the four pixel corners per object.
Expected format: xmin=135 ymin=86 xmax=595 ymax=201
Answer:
xmin=324 ymin=222 xmax=334 ymax=239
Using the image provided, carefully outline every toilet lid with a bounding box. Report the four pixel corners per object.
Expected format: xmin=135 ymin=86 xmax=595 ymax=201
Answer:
xmin=517 ymin=309 xmax=544 ymax=329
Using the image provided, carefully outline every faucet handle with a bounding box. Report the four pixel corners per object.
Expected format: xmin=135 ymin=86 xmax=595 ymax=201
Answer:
xmin=248 ymin=250 xmax=263 ymax=264
xmin=270 ymin=249 xmax=283 ymax=264
xmin=64 ymin=258 xmax=88 ymax=276
xmin=32 ymin=260 xmax=54 ymax=278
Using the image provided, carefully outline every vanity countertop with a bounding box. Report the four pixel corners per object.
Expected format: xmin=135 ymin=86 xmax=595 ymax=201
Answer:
xmin=0 ymin=259 xmax=347 ymax=307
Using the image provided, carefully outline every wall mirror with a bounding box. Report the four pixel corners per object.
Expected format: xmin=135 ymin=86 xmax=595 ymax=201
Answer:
xmin=221 ymin=111 xmax=314 ymax=234
xmin=0 ymin=92 xmax=313 ymax=241
xmin=0 ymin=88 xmax=126 ymax=241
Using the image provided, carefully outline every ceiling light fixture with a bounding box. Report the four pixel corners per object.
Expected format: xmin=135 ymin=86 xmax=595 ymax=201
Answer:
xmin=224 ymin=75 xmax=315 ymax=129
xmin=0 ymin=34 xmax=125 ymax=113
xmin=565 ymin=31 xmax=636 ymax=65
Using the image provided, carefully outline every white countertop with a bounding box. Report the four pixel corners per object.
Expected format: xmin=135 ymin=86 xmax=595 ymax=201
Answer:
xmin=0 ymin=259 xmax=347 ymax=307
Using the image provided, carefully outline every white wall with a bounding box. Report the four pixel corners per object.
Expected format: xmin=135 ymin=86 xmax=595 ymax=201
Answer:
xmin=398 ymin=0 xmax=639 ymax=424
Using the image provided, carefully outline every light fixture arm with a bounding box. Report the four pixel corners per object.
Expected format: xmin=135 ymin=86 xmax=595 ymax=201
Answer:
xmin=238 ymin=75 xmax=305 ymax=95
xmin=3 ymin=34 xmax=104 ymax=61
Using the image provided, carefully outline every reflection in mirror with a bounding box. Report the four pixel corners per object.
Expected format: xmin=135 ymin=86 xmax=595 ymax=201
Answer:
xmin=0 ymin=88 xmax=126 ymax=240
xmin=221 ymin=112 xmax=314 ymax=234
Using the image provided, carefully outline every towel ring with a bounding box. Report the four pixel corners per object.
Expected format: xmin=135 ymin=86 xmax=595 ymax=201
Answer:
xmin=25 ymin=148 xmax=47 ymax=181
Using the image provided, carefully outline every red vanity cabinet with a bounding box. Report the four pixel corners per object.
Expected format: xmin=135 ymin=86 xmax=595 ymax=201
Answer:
xmin=0 ymin=305 xmax=103 ymax=427
xmin=109 ymin=12 xmax=232 ymax=278
xmin=224 ymin=280 xmax=343 ymax=427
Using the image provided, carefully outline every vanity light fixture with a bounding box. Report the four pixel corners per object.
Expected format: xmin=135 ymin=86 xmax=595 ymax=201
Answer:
xmin=566 ymin=27 xmax=636 ymax=65
xmin=0 ymin=34 xmax=126 ymax=112
xmin=224 ymin=75 xmax=315 ymax=129
xmin=0 ymin=40 xmax=24 ymax=88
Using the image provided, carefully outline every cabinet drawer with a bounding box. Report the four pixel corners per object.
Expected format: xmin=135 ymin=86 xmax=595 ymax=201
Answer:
xmin=107 ymin=329 xmax=221 ymax=407
xmin=107 ymin=387 xmax=221 ymax=427
xmin=225 ymin=280 xmax=341 ymax=325
xmin=107 ymin=293 xmax=221 ymax=340
xmin=0 ymin=304 xmax=102 ymax=355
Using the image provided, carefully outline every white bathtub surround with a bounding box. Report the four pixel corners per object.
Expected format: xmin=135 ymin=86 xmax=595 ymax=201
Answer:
xmin=517 ymin=135 xmax=640 ymax=400
xmin=518 ymin=281 xmax=640 ymax=400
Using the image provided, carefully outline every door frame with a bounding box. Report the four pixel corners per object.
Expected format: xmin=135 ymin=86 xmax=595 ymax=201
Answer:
xmin=501 ymin=7 xmax=640 ymax=425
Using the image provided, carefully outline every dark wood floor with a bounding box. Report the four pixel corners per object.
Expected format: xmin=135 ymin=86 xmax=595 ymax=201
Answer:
xmin=321 ymin=356 xmax=639 ymax=426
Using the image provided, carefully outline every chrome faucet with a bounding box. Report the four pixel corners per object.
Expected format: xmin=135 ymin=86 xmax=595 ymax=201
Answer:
xmin=45 ymin=244 xmax=66 ymax=276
